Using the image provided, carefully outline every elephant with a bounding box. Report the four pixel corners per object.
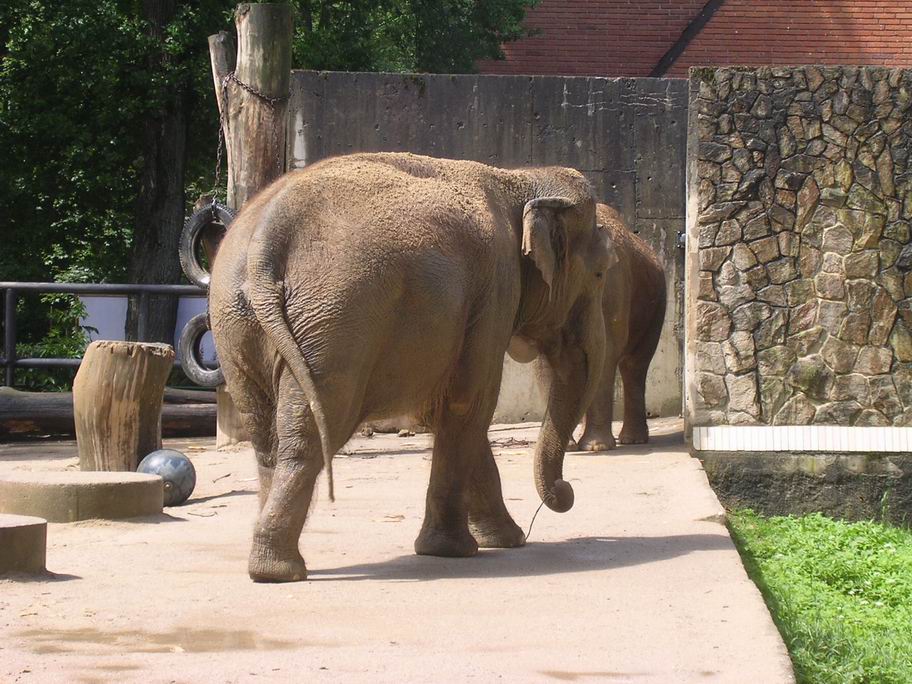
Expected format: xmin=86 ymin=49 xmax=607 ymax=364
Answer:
xmin=509 ymin=203 xmax=666 ymax=451
xmin=207 ymin=152 xmax=616 ymax=582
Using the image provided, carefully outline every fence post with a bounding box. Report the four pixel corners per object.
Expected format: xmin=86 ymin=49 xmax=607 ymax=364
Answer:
xmin=208 ymin=3 xmax=293 ymax=449
xmin=4 ymin=289 xmax=16 ymax=387
xmin=137 ymin=290 xmax=150 ymax=342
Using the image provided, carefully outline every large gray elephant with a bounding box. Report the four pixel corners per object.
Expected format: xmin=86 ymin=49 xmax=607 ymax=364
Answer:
xmin=208 ymin=152 xmax=615 ymax=582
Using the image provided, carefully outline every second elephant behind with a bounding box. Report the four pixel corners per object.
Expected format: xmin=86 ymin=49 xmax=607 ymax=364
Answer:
xmin=509 ymin=203 xmax=666 ymax=450
xmin=574 ymin=204 xmax=666 ymax=450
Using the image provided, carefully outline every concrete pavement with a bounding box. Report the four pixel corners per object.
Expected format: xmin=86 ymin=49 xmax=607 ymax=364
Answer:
xmin=0 ymin=418 xmax=794 ymax=683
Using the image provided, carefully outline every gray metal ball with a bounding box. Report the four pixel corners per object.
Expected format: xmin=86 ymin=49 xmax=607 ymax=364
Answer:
xmin=137 ymin=449 xmax=196 ymax=506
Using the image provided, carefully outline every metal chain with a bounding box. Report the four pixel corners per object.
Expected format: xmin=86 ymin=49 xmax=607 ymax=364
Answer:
xmin=225 ymin=71 xmax=288 ymax=107
xmin=212 ymin=71 xmax=289 ymax=196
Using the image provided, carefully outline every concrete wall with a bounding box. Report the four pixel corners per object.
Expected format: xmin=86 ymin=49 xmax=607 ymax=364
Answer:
xmin=286 ymin=70 xmax=687 ymax=422
xmin=686 ymin=66 xmax=912 ymax=428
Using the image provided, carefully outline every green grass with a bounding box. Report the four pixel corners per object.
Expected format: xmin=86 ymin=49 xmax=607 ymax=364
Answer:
xmin=728 ymin=510 xmax=912 ymax=684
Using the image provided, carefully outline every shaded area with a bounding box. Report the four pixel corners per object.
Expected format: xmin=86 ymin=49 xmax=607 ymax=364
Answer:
xmin=183 ymin=488 xmax=256 ymax=505
xmin=0 ymin=571 xmax=81 ymax=584
xmin=311 ymin=533 xmax=732 ymax=582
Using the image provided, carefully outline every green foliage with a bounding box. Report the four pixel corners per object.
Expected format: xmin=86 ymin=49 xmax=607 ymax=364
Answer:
xmin=729 ymin=510 xmax=912 ymax=684
xmin=1 ymin=0 xmax=537 ymax=286
xmin=294 ymin=0 xmax=538 ymax=73
xmin=13 ymin=294 xmax=93 ymax=391
xmin=0 ymin=0 xmax=149 ymax=283
xmin=1 ymin=0 xmax=536 ymax=389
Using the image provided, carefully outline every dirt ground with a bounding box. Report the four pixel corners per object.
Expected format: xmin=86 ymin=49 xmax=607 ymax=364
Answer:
xmin=0 ymin=418 xmax=793 ymax=683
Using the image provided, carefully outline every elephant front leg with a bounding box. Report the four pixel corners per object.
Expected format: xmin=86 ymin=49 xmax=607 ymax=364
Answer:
xmin=467 ymin=440 xmax=525 ymax=549
xmin=577 ymin=353 xmax=618 ymax=452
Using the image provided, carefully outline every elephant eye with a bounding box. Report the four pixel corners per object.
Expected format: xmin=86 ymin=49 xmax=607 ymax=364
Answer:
xmin=595 ymin=272 xmax=604 ymax=279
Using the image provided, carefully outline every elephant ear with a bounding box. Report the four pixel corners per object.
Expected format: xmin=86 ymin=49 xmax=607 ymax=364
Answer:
xmin=522 ymin=197 xmax=575 ymax=295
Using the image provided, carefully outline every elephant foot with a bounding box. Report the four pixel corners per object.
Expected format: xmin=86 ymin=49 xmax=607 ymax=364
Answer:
xmin=578 ymin=430 xmax=616 ymax=452
xmin=414 ymin=525 xmax=479 ymax=557
xmin=248 ymin=538 xmax=308 ymax=583
xmin=566 ymin=437 xmax=581 ymax=452
xmin=618 ymin=425 xmax=649 ymax=445
xmin=469 ymin=516 xmax=527 ymax=549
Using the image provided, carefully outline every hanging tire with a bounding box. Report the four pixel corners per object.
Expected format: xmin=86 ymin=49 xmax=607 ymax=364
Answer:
xmin=179 ymin=202 xmax=235 ymax=289
xmin=179 ymin=313 xmax=224 ymax=387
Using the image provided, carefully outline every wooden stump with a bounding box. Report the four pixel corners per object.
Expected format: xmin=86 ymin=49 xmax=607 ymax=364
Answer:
xmin=73 ymin=341 xmax=174 ymax=471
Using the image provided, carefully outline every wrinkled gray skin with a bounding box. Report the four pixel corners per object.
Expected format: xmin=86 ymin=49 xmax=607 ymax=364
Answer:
xmin=209 ymin=153 xmax=615 ymax=582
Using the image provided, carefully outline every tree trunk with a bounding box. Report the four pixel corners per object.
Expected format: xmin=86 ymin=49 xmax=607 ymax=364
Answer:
xmin=208 ymin=4 xmax=293 ymax=449
xmin=216 ymin=3 xmax=294 ymax=209
xmin=125 ymin=0 xmax=187 ymax=344
xmin=73 ymin=341 xmax=174 ymax=471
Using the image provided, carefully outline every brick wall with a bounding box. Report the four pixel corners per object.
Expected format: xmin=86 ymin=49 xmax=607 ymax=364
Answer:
xmin=477 ymin=0 xmax=707 ymax=76
xmin=668 ymin=1 xmax=912 ymax=77
xmin=478 ymin=0 xmax=912 ymax=77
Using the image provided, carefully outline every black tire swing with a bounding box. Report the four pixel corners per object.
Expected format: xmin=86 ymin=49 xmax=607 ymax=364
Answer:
xmin=179 ymin=201 xmax=235 ymax=288
xmin=178 ymin=201 xmax=234 ymax=387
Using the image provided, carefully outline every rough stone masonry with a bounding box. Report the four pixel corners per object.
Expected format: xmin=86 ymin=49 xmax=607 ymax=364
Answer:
xmin=687 ymin=66 xmax=912 ymax=428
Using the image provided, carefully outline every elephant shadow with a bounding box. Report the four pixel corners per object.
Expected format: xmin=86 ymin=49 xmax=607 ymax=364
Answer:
xmin=309 ymin=532 xmax=732 ymax=582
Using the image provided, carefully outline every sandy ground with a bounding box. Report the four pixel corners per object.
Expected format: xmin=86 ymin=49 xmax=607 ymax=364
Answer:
xmin=0 ymin=418 xmax=793 ymax=683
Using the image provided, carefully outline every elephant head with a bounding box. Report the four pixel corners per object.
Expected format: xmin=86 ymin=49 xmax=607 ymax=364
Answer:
xmin=510 ymin=168 xmax=616 ymax=513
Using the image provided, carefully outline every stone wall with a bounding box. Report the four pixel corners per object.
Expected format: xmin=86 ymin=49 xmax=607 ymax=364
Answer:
xmin=288 ymin=71 xmax=688 ymax=420
xmin=686 ymin=66 xmax=912 ymax=428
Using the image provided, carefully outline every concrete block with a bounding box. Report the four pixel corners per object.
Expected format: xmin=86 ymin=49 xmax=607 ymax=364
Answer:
xmin=0 ymin=472 xmax=163 ymax=522
xmin=0 ymin=514 xmax=47 ymax=574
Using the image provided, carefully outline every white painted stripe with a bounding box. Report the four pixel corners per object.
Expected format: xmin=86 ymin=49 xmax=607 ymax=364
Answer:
xmin=692 ymin=426 xmax=912 ymax=452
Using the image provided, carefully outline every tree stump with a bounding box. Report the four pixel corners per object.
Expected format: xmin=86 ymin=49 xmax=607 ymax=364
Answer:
xmin=73 ymin=341 xmax=174 ymax=471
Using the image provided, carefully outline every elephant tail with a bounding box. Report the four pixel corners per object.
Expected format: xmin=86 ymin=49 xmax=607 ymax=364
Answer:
xmin=246 ymin=229 xmax=335 ymax=502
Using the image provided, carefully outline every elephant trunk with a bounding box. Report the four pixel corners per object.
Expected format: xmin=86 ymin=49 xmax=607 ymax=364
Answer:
xmin=534 ymin=298 xmax=606 ymax=513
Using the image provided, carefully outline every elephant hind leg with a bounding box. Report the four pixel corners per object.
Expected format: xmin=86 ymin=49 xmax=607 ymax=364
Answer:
xmin=248 ymin=373 xmax=324 ymax=583
xmin=617 ymin=355 xmax=650 ymax=445
xmin=226 ymin=376 xmax=277 ymax=511
xmin=245 ymin=416 xmax=277 ymax=511
xmin=237 ymin=399 xmax=277 ymax=511
xmin=617 ymin=318 xmax=663 ymax=446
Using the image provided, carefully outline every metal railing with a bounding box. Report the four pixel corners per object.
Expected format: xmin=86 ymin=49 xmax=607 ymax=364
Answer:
xmin=1 ymin=281 xmax=206 ymax=387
